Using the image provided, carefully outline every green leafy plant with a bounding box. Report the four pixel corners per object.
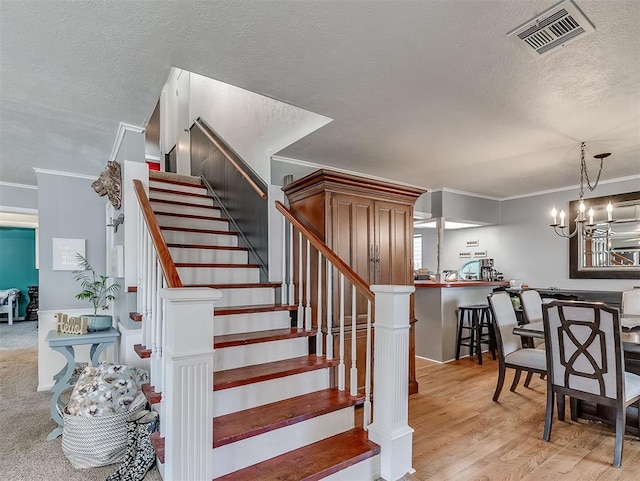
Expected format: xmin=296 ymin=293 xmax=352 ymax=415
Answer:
xmin=73 ymin=253 xmax=119 ymax=315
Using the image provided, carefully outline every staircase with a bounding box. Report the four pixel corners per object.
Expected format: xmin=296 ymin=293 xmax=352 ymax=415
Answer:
xmin=136 ymin=170 xmax=383 ymax=480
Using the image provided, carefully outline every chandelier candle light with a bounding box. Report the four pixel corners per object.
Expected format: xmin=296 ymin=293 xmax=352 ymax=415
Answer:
xmin=550 ymin=142 xmax=615 ymax=239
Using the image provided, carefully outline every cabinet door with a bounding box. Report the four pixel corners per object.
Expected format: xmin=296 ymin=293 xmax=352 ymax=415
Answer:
xmin=330 ymin=193 xmax=374 ymax=321
xmin=374 ymin=201 xmax=413 ymax=285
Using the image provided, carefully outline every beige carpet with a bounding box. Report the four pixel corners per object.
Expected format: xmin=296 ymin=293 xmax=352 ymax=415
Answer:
xmin=0 ymin=348 xmax=161 ymax=481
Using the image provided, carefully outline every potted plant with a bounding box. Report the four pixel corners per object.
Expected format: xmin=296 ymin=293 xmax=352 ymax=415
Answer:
xmin=73 ymin=253 xmax=119 ymax=331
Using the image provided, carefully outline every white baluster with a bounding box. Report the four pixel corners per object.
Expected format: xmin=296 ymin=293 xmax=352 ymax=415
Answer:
xmin=138 ymin=209 xmax=146 ymax=345
xmin=326 ymin=261 xmax=333 ymax=360
xmin=364 ymin=299 xmax=372 ymax=429
xmin=281 ymin=218 xmax=287 ymax=304
xmin=305 ymin=239 xmax=312 ymax=331
xmin=149 ymin=250 xmax=158 ymax=387
xmin=141 ymin=230 xmax=149 ymax=348
xmin=288 ymin=222 xmax=295 ymax=306
xmin=155 ymin=257 xmax=163 ymax=389
xmin=297 ymin=232 xmax=303 ymax=328
xmin=145 ymin=232 xmax=153 ymax=350
xmin=350 ymin=284 xmax=358 ymax=396
xmin=316 ymin=252 xmax=323 ymax=356
xmin=338 ymin=273 xmax=345 ymax=391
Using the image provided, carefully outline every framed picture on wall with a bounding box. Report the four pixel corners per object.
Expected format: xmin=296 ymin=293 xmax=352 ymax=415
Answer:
xmin=52 ymin=238 xmax=85 ymax=270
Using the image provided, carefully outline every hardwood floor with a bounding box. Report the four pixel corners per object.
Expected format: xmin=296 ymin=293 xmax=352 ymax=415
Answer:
xmin=408 ymin=356 xmax=640 ymax=480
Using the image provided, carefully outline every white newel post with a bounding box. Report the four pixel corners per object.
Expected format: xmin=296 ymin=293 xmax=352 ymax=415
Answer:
xmin=160 ymin=287 xmax=222 ymax=481
xmin=368 ymin=285 xmax=415 ymax=481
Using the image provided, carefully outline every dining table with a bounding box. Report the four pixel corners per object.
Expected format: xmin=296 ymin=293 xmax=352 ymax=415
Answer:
xmin=513 ymin=314 xmax=640 ymax=435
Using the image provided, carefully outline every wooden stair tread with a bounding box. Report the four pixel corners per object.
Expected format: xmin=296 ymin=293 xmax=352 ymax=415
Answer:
xmin=214 ymin=355 xmax=338 ymax=391
xmin=213 ymin=428 xmax=378 ymax=481
xmin=214 ymin=304 xmax=297 ymax=316
xmin=214 ymin=328 xmax=315 ymax=348
xmin=149 ymin=171 xmax=202 ymax=186
xmin=129 ymin=312 xmax=142 ymax=322
xmin=142 ymin=383 xmax=162 ymax=404
xmin=133 ymin=344 xmax=151 ymax=359
xmin=127 ymin=286 xmax=137 ymax=293
xmin=150 ymin=432 xmax=165 ymax=464
xmin=213 ymin=388 xmax=364 ymax=448
xmin=166 ymin=243 xmax=247 ymax=251
xmin=160 ymin=226 xmax=238 ymax=235
xmin=154 ymin=211 xmax=229 ymax=222
xmin=149 ymin=186 xmax=210 ymax=199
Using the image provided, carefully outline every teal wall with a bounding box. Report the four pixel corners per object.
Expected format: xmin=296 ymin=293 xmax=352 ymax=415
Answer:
xmin=0 ymin=227 xmax=38 ymax=318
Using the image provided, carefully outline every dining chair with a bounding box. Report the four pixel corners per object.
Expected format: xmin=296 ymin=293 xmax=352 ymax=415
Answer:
xmin=542 ymin=300 xmax=640 ymax=467
xmin=520 ymin=289 xmax=543 ymax=324
xmin=488 ymin=292 xmax=547 ymax=402
xmin=518 ymin=289 xmax=547 ymax=386
xmin=622 ymin=288 xmax=640 ymax=316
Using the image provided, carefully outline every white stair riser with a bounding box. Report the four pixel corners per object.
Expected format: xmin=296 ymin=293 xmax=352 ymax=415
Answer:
xmin=151 ymin=202 xmax=221 ymax=217
xmin=323 ymin=455 xmax=381 ymax=481
xmin=214 ymin=310 xmax=290 ymax=336
xmin=151 ymin=191 xmax=213 ymax=206
xmin=157 ymin=214 xmax=229 ymax=231
xmin=214 ymin=287 xmax=275 ymax=308
xmin=169 ymin=247 xmax=247 ymax=265
xmin=213 ymin=369 xmax=331 ymax=417
xmin=149 ymin=181 xmax=207 ymax=196
xmin=178 ymin=267 xmax=260 ymax=284
xmin=212 ymin=407 xmax=355 ymax=478
xmin=214 ymin=337 xmax=309 ymax=371
xmin=162 ymin=230 xmax=238 ymax=247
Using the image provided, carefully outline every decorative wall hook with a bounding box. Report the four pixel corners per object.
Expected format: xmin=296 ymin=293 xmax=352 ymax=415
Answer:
xmin=107 ymin=213 xmax=125 ymax=233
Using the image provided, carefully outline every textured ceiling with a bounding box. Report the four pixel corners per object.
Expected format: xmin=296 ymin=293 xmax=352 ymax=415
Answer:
xmin=1 ymin=0 xmax=639 ymax=198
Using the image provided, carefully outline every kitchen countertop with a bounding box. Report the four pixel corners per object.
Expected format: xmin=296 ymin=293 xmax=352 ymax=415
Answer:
xmin=414 ymin=280 xmax=510 ymax=288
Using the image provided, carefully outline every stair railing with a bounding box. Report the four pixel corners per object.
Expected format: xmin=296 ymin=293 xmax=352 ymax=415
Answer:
xmin=276 ymin=201 xmax=415 ymax=478
xmin=133 ymin=179 xmax=182 ymax=395
xmin=275 ymin=200 xmax=374 ymax=428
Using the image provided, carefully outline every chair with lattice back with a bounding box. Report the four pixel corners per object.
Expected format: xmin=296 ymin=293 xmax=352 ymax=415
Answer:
xmin=542 ymin=300 xmax=640 ymax=467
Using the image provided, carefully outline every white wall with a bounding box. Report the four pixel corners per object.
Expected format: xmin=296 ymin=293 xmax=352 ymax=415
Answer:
xmin=188 ymin=71 xmax=332 ymax=185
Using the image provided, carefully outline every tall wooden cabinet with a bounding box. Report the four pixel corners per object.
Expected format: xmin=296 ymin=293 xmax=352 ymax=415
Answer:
xmin=283 ymin=169 xmax=425 ymax=394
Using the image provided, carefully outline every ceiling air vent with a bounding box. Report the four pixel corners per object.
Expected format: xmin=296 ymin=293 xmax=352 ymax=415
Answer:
xmin=507 ymin=0 xmax=595 ymax=57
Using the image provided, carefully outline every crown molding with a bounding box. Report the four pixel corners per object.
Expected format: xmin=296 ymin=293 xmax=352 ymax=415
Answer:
xmin=501 ymin=174 xmax=640 ymax=201
xmin=0 ymin=181 xmax=37 ymax=190
xmin=271 ymin=155 xmax=428 ymax=192
xmin=33 ymin=168 xmax=97 ymax=180
xmin=0 ymin=205 xmax=38 ymax=215
xmin=110 ymin=122 xmax=146 ymax=162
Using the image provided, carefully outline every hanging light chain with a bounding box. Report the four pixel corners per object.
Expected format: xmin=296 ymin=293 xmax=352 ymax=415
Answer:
xmin=580 ymin=141 xmax=604 ymax=194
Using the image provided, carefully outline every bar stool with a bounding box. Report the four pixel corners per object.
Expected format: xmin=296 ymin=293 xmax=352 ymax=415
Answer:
xmin=455 ymin=304 xmax=496 ymax=364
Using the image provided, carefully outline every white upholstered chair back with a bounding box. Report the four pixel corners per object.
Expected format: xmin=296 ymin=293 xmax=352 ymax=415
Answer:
xmin=489 ymin=292 xmax=521 ymax=357
xmin=520 ymin=289 xmax=543 ymax=323
xmin=543 ymin=301 xmax=621 ymax=399
xmin=622 ymin=289 xmax=640 ymax=316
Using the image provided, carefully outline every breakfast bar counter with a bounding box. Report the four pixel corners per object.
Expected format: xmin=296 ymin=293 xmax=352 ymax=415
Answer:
xmin=414 ymin=281 xmax=508 ymax=362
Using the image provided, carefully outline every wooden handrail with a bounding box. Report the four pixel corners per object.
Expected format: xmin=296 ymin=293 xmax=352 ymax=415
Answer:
xmin=133 ymin=180 xmax=183 ymax=288
xmin=275 ymin=201 xmax=374 ymax=302
xmin=193 ymin=118 xmax=268 ymax=201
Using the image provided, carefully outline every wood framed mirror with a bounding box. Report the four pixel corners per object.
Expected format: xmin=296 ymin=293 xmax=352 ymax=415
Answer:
xmin=570 ymin=191 xmax=640 ymax=279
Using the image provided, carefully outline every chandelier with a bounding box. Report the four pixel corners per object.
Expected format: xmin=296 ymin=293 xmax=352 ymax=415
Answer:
xmin=550 ymin=142 xmax=614 ymax=239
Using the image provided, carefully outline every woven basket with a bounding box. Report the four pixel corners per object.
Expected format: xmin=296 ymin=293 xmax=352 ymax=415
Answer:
xmin=62 ymin=402 xmax=146 ymax=469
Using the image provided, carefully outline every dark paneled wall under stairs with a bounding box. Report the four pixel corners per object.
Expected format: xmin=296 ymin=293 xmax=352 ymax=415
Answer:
xmin=190 ymin=125 xmax=269 ymax=280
